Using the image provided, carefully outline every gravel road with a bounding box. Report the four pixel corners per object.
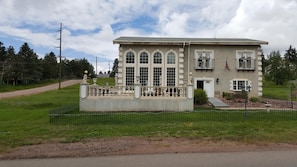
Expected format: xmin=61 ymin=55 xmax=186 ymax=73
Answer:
xmin=0 ymin=80 xmax=81 ymax=99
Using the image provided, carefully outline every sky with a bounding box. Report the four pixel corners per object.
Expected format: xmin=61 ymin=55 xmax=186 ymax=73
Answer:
xmin=0 ymin=0 xmax=297 ymax=73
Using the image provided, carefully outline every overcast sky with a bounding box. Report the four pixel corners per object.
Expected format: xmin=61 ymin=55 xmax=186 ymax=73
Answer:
xmin=0 ymin=0 xmax=296 ymax=72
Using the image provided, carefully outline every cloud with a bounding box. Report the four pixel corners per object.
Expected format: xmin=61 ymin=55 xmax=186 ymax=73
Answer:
xmin=1 ymin=0 xmax=297 ymax=71
xmin=216 ymin=0 xmax=297 ymax=53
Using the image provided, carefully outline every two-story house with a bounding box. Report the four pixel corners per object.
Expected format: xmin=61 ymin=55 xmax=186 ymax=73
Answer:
xmin=113 ymin=36 xmax=268 ymax=98
xmin=79 ymin=37 xmax=268 ymax=112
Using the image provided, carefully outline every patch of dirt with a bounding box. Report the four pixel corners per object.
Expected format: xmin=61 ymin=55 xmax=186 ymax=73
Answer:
xmin=220 ymin=97 xmax=295 ymax=109
xmin=1 ymin=137 xmax=297 ymax=160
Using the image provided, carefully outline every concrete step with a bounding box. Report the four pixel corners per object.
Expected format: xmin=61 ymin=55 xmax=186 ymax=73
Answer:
xmin=208 ymin=97 xmax=229 ymax=108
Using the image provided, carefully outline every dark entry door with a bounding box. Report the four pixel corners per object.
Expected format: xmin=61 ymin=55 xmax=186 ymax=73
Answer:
xmin=196 ymin=80 xmax=204 ymax=89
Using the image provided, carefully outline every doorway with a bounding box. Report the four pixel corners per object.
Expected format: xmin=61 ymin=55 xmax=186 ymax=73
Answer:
xmin=196 ymin=80 xmax=204 ymax=89
xmin=195 ymin=78 xmax=214 ymax=97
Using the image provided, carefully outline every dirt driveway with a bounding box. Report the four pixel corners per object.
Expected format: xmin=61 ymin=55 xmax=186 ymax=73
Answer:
xmin=0 ymin=80 xmax=81 ymax=99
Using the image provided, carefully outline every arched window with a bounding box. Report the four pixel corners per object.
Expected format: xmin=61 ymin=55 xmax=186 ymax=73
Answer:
xmin=153 ymin=52 xmax=162 ymax=64
xmin=126 ymin=51 xmax=134 ymax=63
xmin=167 ymin=52 xmax=176 ymax=64
xmin=140 ymin=52 xmax=148 ymax=64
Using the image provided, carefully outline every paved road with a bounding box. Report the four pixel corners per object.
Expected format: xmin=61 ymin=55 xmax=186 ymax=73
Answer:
xmin=1 ymin=150 xmax=297 ymax=167
xmin=0 ymin=80 xmax=81 ymax=99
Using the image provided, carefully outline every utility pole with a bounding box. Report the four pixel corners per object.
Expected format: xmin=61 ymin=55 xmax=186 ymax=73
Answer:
xmin=108 ymin=61 xmax=110 ymax=72
xmin=58 ymin=23 xmax=62 ymax=90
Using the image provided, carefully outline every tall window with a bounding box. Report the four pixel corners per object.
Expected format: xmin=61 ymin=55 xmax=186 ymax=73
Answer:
xmin=167 ymin=52 xmax=176 ymax=64
xmin=126 ymin=51 xmax=135 ymax=63
xmin=236 ymin=51 xmax=255 ymax=70
xmin=140 ymin=52 xmax=148 ymax=64
xmin=167 ymin=68 xmax=175 ymax=86
xmin=140 ymin=67 xmax=148 ymax=86
xmin=194 ymin=50 xmax=214 ymax=69
xmin=125 ymin=67 xmax=134 ymax=86
xmin=153 ymin=52 xmax=162 ymax=64
xmin=153 ymin=67 xmax=162 ymax=86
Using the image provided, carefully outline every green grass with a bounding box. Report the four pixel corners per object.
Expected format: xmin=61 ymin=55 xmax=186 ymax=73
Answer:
xmin=1 ymin=78 xmax=297 ymax=154
xmin=262 ymin=79 xmax=291 ymax=100
xmin=48 ymin=110 xmax=297 ymax=143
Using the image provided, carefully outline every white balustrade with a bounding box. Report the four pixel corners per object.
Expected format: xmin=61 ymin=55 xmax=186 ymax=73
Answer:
xmin=86 ymin=85 xmax=187 ymax=98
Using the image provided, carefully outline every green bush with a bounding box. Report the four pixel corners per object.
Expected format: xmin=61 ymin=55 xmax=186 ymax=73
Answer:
xmin=249 ymin=97 xmax=259 ymax=102
xmin=223 ymin=92 xmax=234 ymax=100
xmin=194 ymin=89 xmax=208 ymax=105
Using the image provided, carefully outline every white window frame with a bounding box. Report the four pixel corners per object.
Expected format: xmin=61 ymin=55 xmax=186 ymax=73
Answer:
xmin=123 ymin=49 xmax=136 ymax=86
xmin=166 ymin=67 xmax=176 ymax=86
xmin=139 ymin=67 xmax=149 ymax=86
xmin=236 ymin=50 xmax=256 ymax=70
xmin=125 ymin=67 xmax=135 ymax=86
xmin=153 ymin=67 xmax=162 ymax=86
xmin=165 ymin=50 xmax=177 ymax=86
xmin=167 ymin=51 xmax=176 ymax=64
xmin=153 ymin=51 xmax=162 ymax=64
xmin=230 ymin=79 xmax=252 ymax=92
xmin=125 ymin=51 xmax=135 ymax=64
xmin=194 ymin=50 xmax=214 ymax=70
xmin=139 ymin=51 xmax=149 ymax=64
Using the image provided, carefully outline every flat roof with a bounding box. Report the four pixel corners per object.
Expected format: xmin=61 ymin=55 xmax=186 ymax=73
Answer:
xmin=113 ymin=36 xmax=268 ymax=46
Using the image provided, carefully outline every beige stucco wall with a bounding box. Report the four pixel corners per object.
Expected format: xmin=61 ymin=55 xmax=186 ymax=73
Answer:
xmin=185 ymin=45 xmax=262 ymax=97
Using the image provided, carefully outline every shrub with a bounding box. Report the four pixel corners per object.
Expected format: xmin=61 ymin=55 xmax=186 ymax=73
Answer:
xmin=249 ymin=97 xmax=259 ymax=102
xmin=223 ymin=92 xmax=234 ymax=100
xmin=194 ymin=89 xmax=208 ymax=105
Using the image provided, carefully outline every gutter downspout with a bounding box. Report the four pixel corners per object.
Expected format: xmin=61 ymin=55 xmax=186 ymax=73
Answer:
xmin=187 ymin=41 xmax=191 ymax=83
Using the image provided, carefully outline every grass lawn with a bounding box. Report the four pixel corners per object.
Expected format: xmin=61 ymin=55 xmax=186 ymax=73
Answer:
xmin=1 ymin=78 xmax=297 ymax=153
xmin=262 ymin=79 xmax=291 ymax=100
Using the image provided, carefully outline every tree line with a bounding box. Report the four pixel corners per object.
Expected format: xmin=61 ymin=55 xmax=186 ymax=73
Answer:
xmin=0 ymin=41 xmax=95 ymax=85
xmin=263 ymin=45 xmax=297 ymax=85
xmin=1 ymin=41 xmax=295 ymax=86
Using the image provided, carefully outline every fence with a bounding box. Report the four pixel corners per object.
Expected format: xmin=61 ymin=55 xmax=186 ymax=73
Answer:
xmin=49 ymin=105 xmax=297 ymax=124
xmin=49 ymin=104 xmax=79 ymax=123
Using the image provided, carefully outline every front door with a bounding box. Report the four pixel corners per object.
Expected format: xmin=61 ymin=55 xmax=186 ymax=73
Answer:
xmin=195 ymin=78 xmax=214 ymax=98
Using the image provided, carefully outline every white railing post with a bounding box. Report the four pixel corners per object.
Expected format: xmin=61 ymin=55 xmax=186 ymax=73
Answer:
xmin=187 ymin=84 xmax=194 ymax=99
xmin=134 ymin=83 xmax=141 ymax=99
xmin=80 ymin=83 xmax=89 ymax=99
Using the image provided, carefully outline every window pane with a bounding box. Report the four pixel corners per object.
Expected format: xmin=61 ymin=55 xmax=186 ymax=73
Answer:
xmin=154 ymin=52 xmax=162 ymax=64
xmin=140 ymin=67 xmax=148 ymax=86
xmin=126 ymin=51 xmax=134 ymax=63
xmin=233 ymin=80 xmax=237 ymax=90
xmin=153 ymin=67 xmax=162 ymax=86
xmin=238 ymin=81 xmax=246 ymax=90
xmin=140 ymin=52 xmax=148 ymax=64
xmin=125 ymin=67 xmax=134 ymax=86
xmin=167 ymin=52 xmax=175 ymax=64
xmin=167 ymin=68 xmax=175 ymax=86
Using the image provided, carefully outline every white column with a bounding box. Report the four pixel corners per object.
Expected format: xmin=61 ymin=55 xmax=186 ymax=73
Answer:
xmin=134 ymin=83 xmax=141 ymax=99
xmin=187 ymin=84 xmax=194 ymax=99
xmin=80 ymin=83 xmax=89 ymax=99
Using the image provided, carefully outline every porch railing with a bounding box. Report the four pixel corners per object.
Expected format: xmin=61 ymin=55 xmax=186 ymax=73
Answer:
xmin=87 ymin=85 xmax=187 ymax=98
xmin=140 ymin=86 xmax=186 ymax=97
xmin=88 ymin=85 xmax=134 ymax=96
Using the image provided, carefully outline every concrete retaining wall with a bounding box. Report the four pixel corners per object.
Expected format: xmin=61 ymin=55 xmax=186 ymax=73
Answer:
xmin=80 ymin=96 xmax=193 ymax=112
